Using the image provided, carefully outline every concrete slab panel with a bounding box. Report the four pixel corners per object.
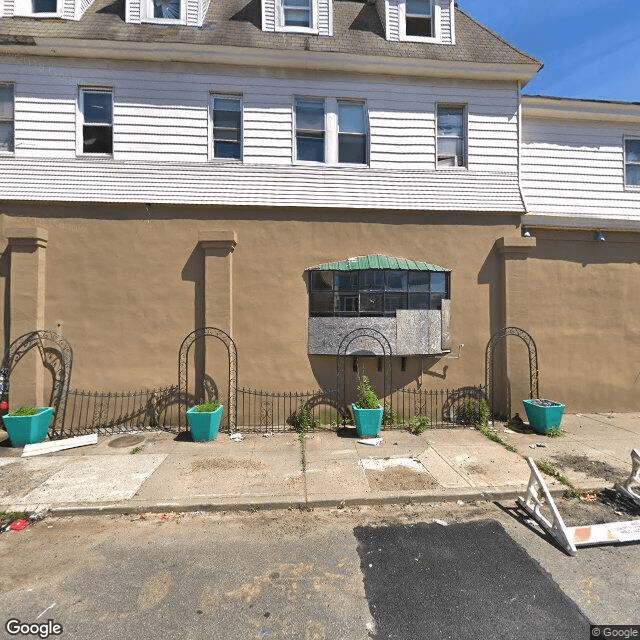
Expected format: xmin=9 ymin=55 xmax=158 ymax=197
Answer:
xmin=241 ymin=452 xmax=305 ymax=497
xmin=436 ymin=445 xmax=531 ymax=488
xmin=0 ymin=455 xmax=74 ymax=502
xmin=306 ymin=451 xmax=369 ymax=500
xmin=20 ymin=454 xmax=167 ymax=504
xmin=418 ymin=448 xmax=473 ymax=489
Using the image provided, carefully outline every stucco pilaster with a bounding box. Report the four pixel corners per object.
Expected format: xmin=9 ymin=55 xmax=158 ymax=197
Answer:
xmin=198 ymin=230 xmax=236 ymax=337
xmin=6 ymin=227 xmax=48 ymax=407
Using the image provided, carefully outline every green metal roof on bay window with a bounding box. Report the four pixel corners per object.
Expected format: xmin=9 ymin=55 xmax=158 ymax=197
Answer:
xmin=308 ymin=255 xmax=449 ymax=272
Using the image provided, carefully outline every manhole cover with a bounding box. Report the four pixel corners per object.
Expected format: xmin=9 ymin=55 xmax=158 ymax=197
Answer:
xmin=108 ymin=435 xmax=145 ymax=448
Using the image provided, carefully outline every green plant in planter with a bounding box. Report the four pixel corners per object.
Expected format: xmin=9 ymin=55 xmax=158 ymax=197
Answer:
xmin=194 ymin=401 xmax=221 ymax=413
xmin=10 ymin=406 xmax=39 ymax=416
xmin=355 ymin=376 xmax=380 ymax=409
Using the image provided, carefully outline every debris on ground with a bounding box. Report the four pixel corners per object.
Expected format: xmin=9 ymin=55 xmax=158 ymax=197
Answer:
xmin=229 ymin=432 xmax=243 ymax=442
xmin=433 ymin=519 xmax=448 ymax=526
xmin=598 ymin=488 xmax=640 ymax=517
xmin=22 ymin=433 xmax=98 ymax=457
xmin=358 ymin=438 xmax=382 ymax=446
xmin=536 ymin=442 xmax=547 ymax=448
xmin=9 ymin=519 xmax=29 ymax=531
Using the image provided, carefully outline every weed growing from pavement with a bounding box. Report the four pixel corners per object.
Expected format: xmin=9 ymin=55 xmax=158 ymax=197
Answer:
xmin=409 ymin=415 xmax=430 ymax=435
xmin=534 ymin=459 xmax=581 ymax=497
xmin=464 ymin=399 xmax=517 ymax=453
xmin=296 ymin=405 xmax=318 ymax=471
xmin=0 ymin=511 xmax=27 ymax=522
xmin=131 ymin=447 xmax=141 ymax=454
xmin=545 ymin=428 xmax=567 ymax=438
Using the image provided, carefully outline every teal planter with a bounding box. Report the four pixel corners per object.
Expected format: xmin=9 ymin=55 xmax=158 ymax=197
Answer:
xmin=2 ymin=407 xmax=54 ymax=447
xmin=186 ymin=404 xmax=224 ymax=441
xmin=352 ymin=404 xmax=384 ymax=438
xmin=522 ymin=399 xmax=565 ymax=434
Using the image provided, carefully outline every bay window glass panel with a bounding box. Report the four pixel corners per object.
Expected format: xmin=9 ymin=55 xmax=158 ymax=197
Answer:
xmin=310 ymin=271 xmax=333 ymax=291
xmin=430 ymin=272 xmax=446 ymax=294
xmin=0 ymin=84 xmax=14 ymax=153
xmin=283 ymin=0 xmax=311 ymax=27
xmin=335 ymin=294 xmax=358 ymax=316
xmin=625 ymin=139 xmax=640 ymax=186
xmin=82 ymin=90 xmax=112 ymax=155
xmin=405 ymin=0 xmax=432 ymax=37
xmin=437 ymin=106 xmax=465 ymax=167
xmin=360 ymin=292 xmax=383 ymax=315
xmin=408 ymin=271 xmax=430 ymax=293
xmin=430 ymin=292 xmax=444 ymax=310
xmin=32 ymin=0 xmax=57 ymax=11
xmin=385 ymin=293 xmax=407 ymax=315
xmin=360 ymin=270 xmax=384 ymax=290
xmin=310 ymin=292 xmax=333 ymax=316
xmin=386 ymin=270 xmax=407 ymax=291
xmin=334 ymin=270 xmax=358 ymax=292
xmin=296 ymin=99 xmax=325 ymax=162
xmin=338 ymin=102 xmax=366 ymax=164
xmin=409 ymin=293 xmax=430 ymax=310
xmin=153 ymin=0 xmax=180 ymax=18
xmin=212 ymin=96 xmax=242 ymax=160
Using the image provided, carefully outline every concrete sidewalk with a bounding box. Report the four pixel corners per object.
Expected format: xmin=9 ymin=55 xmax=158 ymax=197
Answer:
xmin=0 ymin=412 xmax=638 ymax=516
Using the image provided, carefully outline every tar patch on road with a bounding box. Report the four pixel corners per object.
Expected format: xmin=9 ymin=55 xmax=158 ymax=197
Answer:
xmin=355 ymin=519 xmax=590 ymax=640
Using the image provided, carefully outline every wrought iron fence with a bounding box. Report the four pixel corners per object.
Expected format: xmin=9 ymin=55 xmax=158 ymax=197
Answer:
xmin=381 ymin=385 xmax=487 ymax=429
xmin=237 ymin=388 xmax=341 ymax=433
xmin=59 ymin=385 xmax=181 ymax=437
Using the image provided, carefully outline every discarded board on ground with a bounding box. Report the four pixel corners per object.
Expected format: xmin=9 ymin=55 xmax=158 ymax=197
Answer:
xmin=21 ymin=433 xmax=98 ymax=457
xmin=614 ymin=448 xmax=640 ymax=507
xmin=516 ymin=456 xmax=640 ymax=556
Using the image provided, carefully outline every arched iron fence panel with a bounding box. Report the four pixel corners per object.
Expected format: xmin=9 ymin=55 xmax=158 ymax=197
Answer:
xmin=178 ymin=327 xmax=238 ymax=432
xmin=336 ymin=327 xmax=392 ymax=426
xmin=485 ymin=326 xmax=539 ymax=419
xmin=1 ymin=330 xmax=73 ymax=435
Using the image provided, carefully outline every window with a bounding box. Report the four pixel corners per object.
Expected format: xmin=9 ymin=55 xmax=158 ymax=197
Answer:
xmin=282 ymin=0 xmax=312 ymax=27
xmin=0 ymin=84 xmax=14 ymax=154
xmin=152 ymin=0 xmax=180 ymax=18
xmin=405 ymin=0 xmax=432 ymax=38
xmin=80 ymin=89 xmax=113 ymax=155
xmin=309 ymin=269 xmax=450 ymax=317
xmin=295 ymin=98 xmax=325 ymax=163
xmin=338 ymin=101 xmax=367 ymax=165
xmin=625 ymin=139 xmax=640 ymax=187
xmin=437 ymin=105 xmax=466 ymax=168
xmin=32 ymin=0 xmax=57 ymax=12
xmin=211 ymin=95 xmax=242 ymax=161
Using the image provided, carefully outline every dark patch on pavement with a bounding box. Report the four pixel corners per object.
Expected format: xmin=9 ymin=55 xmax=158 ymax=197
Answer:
xmin=355 ymin=519 xmax=590 ymax=640
xmin=365 ymin=467 xmax=438 ymax=491
xmin=551 ymin=454 xmax=624 ymax=481
xmin=108 ymin=434 xmax=146 ymax=448
xmin=598 ymin=488 xmax=640 ymax=517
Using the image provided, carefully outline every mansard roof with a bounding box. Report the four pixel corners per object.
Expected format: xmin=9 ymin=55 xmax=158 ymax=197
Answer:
xmin=0 ymin=0 xmax=541 ymax=68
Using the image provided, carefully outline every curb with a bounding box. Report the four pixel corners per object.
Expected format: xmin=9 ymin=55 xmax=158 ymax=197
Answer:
xmin=0 ymin=484 xmax=583 ymax=518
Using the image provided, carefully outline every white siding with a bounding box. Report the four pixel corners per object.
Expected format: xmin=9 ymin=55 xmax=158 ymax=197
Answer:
xmin=521 ymin=117 xmax=640 ymax=223
xmin=318 ymin=0 xmax=330 ymax=36
xmin=0 ymin=159 xmax=524 ymax=211
xmin=126 ymin=0 xmax=141 ymax=22
xmin=80 ymin=0 xmax=94 ymax=16
xmin=186 ymin=0 xmax=198 ymax=26
xmin=437 ymin=0 xmax=453 ymax=44
xmin=0 ymin=58 xmax=521 ymax=208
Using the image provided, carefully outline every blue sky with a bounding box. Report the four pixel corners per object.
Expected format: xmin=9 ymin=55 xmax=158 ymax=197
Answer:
xmin=457 ymin=0 xmax=640 ymax=103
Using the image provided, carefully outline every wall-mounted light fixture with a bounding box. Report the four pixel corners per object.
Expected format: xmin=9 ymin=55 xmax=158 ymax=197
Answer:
xmin=596 ymin=230 xmax=606 ymax=242
xmin=522 ymin=228 xmax=531 ymax=238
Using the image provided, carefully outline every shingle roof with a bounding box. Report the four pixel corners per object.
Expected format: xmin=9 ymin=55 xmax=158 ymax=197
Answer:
xmin=309 ymin=255 xmax=449 ymax=271
xmin=0 ymin=0 xmax=542 ymax=67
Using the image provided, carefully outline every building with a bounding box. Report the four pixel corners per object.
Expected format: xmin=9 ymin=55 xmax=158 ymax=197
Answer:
xmin=0 ymin=0 xmax=638 ymax=425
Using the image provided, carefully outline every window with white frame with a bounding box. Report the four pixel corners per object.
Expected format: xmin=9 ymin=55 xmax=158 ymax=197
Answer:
xmin=437 ymin=105 xmax=466 ymax=168
xmin=79 ymin=89 xmax=113 ymax=156
xmin=0 ymin=84 xmax=14 ymax=154
xmin=625 ymin=139 xmax=640 ymax=187
xmin=281 ymin=0 xmax=312 ymax=28
xmin=31 ymin=0 xmax=57 ymax=12
xmin=295 ymin=98 xmax=325 ymax=163
xmin=404 ymin=0 xmax=432 ymax=38
xmin=210 ymin=95 xmax=242 ymax=161
xmin=144 ymin=0 xmax=183 ymax=21
xmin=338 ymin=101 xmax=367 ymax=165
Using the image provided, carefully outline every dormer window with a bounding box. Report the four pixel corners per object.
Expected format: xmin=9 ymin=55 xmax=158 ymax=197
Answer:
xmin=141 ymin=0 xmax=184 ymax=22
xmin=282 ymin=0 xmax=311 ymax=27
xmin=405 ymin=0 xmax=432 ymax=37
xmin=32 ymin=0 xmax=57 ymax=12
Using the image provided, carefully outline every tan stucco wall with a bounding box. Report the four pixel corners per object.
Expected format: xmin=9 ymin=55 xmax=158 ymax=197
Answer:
xmin=0 ymin=203 xmax=638 ymax=413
